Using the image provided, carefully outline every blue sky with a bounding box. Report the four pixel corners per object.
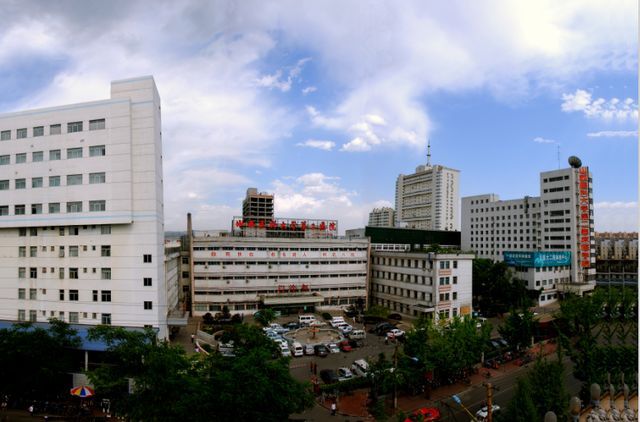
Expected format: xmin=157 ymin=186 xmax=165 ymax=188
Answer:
xmin=0 ymin=0 xmax=636 ymax=232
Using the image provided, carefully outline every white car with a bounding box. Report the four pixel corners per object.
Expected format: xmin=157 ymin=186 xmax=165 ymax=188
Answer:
xmin=330 ymin=318 xmax=345 ymax=327
xmin=475 ymin=404 xmax=501 ymax=421
xmin=309 ymin=320 xmax=327 ymax=327
xmin=327 ymin=343 xmax=340 ymax=353
xmin=279 ymin=343 xmax=291 ymax=357
xmin=351 ymin=359 xmax=370 ymax=377
xmin=337 ymin=367 xmax=353 ymax=381
xmin=386 ymin=328 xmax=405 ymax=339
xmin=337 ymin=323 xmax=353 ymax=334
xmin=304 ymin=344 xmax=315 ymax=355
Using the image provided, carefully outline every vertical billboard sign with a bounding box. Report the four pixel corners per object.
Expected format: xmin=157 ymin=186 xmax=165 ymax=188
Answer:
xmin=578 ymin=167 xmax=591 ymax=268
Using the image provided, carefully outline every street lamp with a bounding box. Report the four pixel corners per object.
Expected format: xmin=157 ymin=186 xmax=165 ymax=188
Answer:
xmin=451 ymin=395 xmax=479 ymax=422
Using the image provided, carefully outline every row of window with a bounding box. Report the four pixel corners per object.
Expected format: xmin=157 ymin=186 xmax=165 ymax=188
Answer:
xmin=18 ymin=245 xmax=111 ymax=257
xmin=193 ymin=246 xmax=368 ymax=252
xmin=0 ymin=145 xmax=105 ymax=165
xmin=1 ymin=119 xmax=105 ymax=141
xmin=18 ymin=310 xmax=111 ymax=324
xmin=194 ymin=286 xmax=363 ymax=295
xmin=193 ymin=273 xmax=366 ymax=281
xmin=18 ymin=266 xmax=111 ymax=279
xmin=193 ymin=260 xmax=366 ymax=266
xmin=192 ymin=297 xmax=363 ymax=313
xmin=470 ymin=202 xmax=538 ymax=210
xmin=18 ymin=225 xmax=111 ymax=236
xmin=0 ymin=172 xmax=105 ymax=190
xmin=1 ymin=200 xmax=106 ymax=216
xmin=470 ymin=214 xmax=537 ymax=222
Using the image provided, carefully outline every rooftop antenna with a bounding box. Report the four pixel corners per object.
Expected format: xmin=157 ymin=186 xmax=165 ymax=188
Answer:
xmin=426 ymin=138 xmax=431 ymax=167
xmin=557 ymin=144 xmax=560 ymax=169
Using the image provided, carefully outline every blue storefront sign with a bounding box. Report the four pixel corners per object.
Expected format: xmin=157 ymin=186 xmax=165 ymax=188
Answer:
xmin=503 ymin=251 xmax=571 ymax=268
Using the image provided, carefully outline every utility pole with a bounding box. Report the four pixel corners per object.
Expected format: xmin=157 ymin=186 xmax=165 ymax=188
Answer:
xmin=393 ymin=341 xmax=399 ymax=409
xmin=486 ymin=382 xmax=493 ymax=422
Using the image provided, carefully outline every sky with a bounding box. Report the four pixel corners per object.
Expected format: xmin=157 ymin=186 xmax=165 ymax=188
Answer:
xmin=0 ymin=0 xmax=637 ymax=233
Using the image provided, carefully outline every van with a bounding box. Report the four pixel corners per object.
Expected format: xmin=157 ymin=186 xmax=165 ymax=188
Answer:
xmin=349 ymin=329 xmax=366 ymax=340
xmin=330 ymin=316 xmax=345 ymax=327
xmin=298 ymin=315 xmax=316 ymax=326
xmin=292 ymin=342 xmax=304 ymax=357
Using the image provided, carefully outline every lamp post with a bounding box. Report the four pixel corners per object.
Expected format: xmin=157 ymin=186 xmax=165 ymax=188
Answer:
xmin=451 ymin=395 xmax=478 ymax=422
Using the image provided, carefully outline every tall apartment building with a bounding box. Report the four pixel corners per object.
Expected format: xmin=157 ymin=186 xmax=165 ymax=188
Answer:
xmin=368 ymin=207 xmax=395 ymax=227
xmin=0 ymin=76 xmax=170 ymax=338
xmin=395 ymin=163 xmax=460 ymax=231
xmin=242 ymin=187 xmax=274 ymax=223
xmin=462 ymin=157 xmax=596 ymax=302
xmin=595 ymin=232 xmax=638 ymax=286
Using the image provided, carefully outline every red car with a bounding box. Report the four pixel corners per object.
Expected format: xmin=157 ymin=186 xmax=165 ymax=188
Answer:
xmin=404 ymin=407 xmax=440 ymax=422
xmin=339 ymin=340 xmax=352 ymax=352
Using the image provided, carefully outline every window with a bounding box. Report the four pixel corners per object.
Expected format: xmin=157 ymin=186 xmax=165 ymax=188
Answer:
xmin=101 ymin=290 xmax=111 ymax=302
xmin=32 ymin=177 xmax=43 ymax=188
xmin=69 ymin=246 xmax=78 ymax=257
xmin=29 ymin=288 xmax=37 ymax=300
xmin=453 ymin=261 xmax=458 ymax=269
xmin=67 ymin=174 xmax=82 ymax=185
xmin=70 ymin=227 xmax=79 ymax=235
xmin=101 ymin=225 xmax=111 ymax=235
xmin=0 ymin=155 xmax=9 ymax=165
xmin=143 ymin=277 xmax=152 ymax=286
xmin=101 ymin=245 xmax=111 ymax=257
xmin=33 ymin=126 xmax=44 ymax=137
xmin=69 ymin=312 xmax=79 ymax=323
xmin=31 ymin=152 xmax=45 ymax=163
xmin=29 ymin=227 xmax=37 ymax=235
xmin=58 ymin=267 xmax=64 ymax=279
xmin=89 ymin=172 xmax=106 ymax=184
xmin=29 ymin=246 xmax=37 ymax=257
xmin=50 ymin=124 xmax=61 ymax=135
xmin=18 ymin=246 xmax=26 ymax=257
xmin=18 ymin=267 xmax=25 ymax=278
xmin=47 ymin=176 xmax=61 ymax=187
xmin=66 ymin=147 xmax=82 ymax=159
xmin=143 ymin=254 xmax=152 ymax=263
xmin=89 ymin=145 xmax=106 ymax=156
xmin=16 ymin=128 xmax=27 ymax=139
xmin=453 ymin=292 xmax=458 ymax=300
xmin=67 ymin=121 xmax=83 ymax=133
xmin=15 ymin=179 xmax=25 ymax=189
xmin=14 ymin=205 xmax=25 ymax=215
xmin=15 ymin=153 xmax=26 ymax=163
xmin=0 ymin=130 xmax=10 ymax=141
xmin=69 ymin=268 xmax=78 ymax=279
xmin=49 ymin=149 xmax=61 ymax=160
xmin=101 ymin=314 xmax=111 ymax=325
xmin=59 ymin=289 xmax=65 ymax=300
xmin=18 ymin=288 xmax=25 ymax=299
xmin=90 ymin=200 xmax=106 ymax=212
xmin=69 ymin=290 xmax=79 ymax=301
xmin=67 ymin=202 xmax=82 ymax=213
xmin=0 ymin=206 xmax=7 ymax=216
xmin=89 ymin=119 xmax=106 ymax=130
xmin=0 ymin=180 xmax=8 ymax=190
xmin=93 ymin=290 xmax=98 ymax=302
xmin=30 ymin=267 xmax=37 ymax=278
xmin=29 ymin=310 xmax=37 ymax=322
xmin=144 ymin=301 xmax=153 ymax=310
xmin=453 ymin=276 xmax=458 ymax=284
xmin=48 ymin=203 xmax=60 ymax=214
xmin=18 ymin=310 xmax=25 ymax=321
xmin=101 ymin=268 xmax=111 ymax=280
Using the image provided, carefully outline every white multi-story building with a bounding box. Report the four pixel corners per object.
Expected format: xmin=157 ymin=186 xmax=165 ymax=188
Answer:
xmin=0 ymin=76 xmax=170 ymax=338
xmin=368 ymin=207 xmax=395 ymax=228
xmin=370 ymin=251 xmax=473 ymax=322
xmin=395 ymin=164 xmax=460 ymax=231
xmin=462 ymin=158 xmax=596 ymax=302
xmin=189 ymin=234 xmax=369 ymax=315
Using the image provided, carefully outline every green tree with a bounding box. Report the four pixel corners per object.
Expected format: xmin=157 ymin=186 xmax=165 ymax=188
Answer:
xmin=527 ymin=357 xmax=568 ymax=419
xmin=499 ymin=377 xmax=538 ymax=422
xmin=472 ymin=259 xmax=534 ymax=316
xmin=499 ymin=309 xmax=534 ymax=351
xmin=365 ymin=305 xmax=390 ymax=318
xmin=254 ymin=308 xmax=277 ymax=327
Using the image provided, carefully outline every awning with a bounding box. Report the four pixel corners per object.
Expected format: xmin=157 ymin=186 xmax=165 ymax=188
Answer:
xmin=261 ymin=294 xmax=325 ymax=305
xmin=411 ymin=304 xmax=435 ymax=313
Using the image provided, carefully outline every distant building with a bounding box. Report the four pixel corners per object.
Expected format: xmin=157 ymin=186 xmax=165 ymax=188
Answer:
xmin=595 ymin=232 xmax=638 ymax=287
xmin=462 ymin=157 xmax=596 ymax=303
xmin=395 ymin=163 xmax=460 ymax=231
xmin=368 ymin=207 xmax=395 ymax=227
xmin=242 ymin=187 xmax=274 ymax=224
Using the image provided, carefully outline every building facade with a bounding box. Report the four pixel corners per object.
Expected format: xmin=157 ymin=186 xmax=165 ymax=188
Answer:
xmin=461 ymin=158 xmax=596 ymax=301
xmin=189 ymin=234 xmax=369 ymax=316
xmin=370 ymin=251 xmax=474 ymax=322
xmin=242 ymin=187 xmax=274 ymax=224
xmin=368 ymin=207 xmax=395 ymax=227
xmin=395 ymin=164 xmax=460 ymax=231
xmin=595 ymin=232 xmax=638 ymax=287
xmin=0 ymin=77 xmax=170 ymax=338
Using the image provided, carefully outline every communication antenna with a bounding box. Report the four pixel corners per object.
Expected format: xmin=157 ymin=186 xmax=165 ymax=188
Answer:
xmin=426 ymin=138 xmax=431 ymax=167
xmin=557 ymin=144 xmax=560 ymax=169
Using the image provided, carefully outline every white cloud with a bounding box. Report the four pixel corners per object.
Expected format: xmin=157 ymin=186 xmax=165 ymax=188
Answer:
xmin=587 ymin=130 xmax=638 ymax=138
xmin=594 ymin=202 xmax=638 ymax=232
xmin=561 ymin=89 xmax=638 ymax=121
xmin=255 ymin=57 xmax=311 ymax=92
xmin=302 ymin=86 xmax=317 ymax=95
xmin=340 ymin=137 xmax=372 ymax=152
xmin=296 ymin=139 xmax=336 ymax=151
xmin=533 ymin=137 xmax=557 ymax=144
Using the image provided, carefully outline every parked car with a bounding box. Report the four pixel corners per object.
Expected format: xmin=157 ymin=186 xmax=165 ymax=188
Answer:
xmin=338 ymin=340 xmax=352 ymax=352
xmin=386 ymin=328 xmax=405 ymax=339
xmin=403 ymin=407 xmax=441 ymax=422
xmin=327 ymin=343 xmax=340 ymax=354
xmin=337 ymin=367 xmax=353 ymax=381
xmin=338 ymin=323 xmax=353 ymax=334
xmin=330 ymin=317 xmax=346 ymax=327
xmin=388 ymin=313 xmax=403 ymax=321
xmin=283 ymin=322 xmax=300 ymax=330
xmin=373 ymin=323 xmax=396 ymax=336
xmin=291 ymin=342 xmax=304 ymax=357
xmin=320 ymin=369 xmax=340 ymax=384
xmin=309 ymin=320 xmax=327 ymax=327
xmin=348 ymin=338 xmax=363 ymax=348
xmin=343 ymin=306 xmax=358 ymax=317
xmin=304 ymin=344 xmax=315 ymax=355
xmin=360 ymin=315 xmax=385 ymax=325
xmin=314 ymin=344 xmax=329 ymax=357
xmin=351 ymin=359 xmax=370 ymax=377
xmin=475 ymin=405 xmax=501 ymax=422
xmin=348 ymin=329 xmax=366 ymax=340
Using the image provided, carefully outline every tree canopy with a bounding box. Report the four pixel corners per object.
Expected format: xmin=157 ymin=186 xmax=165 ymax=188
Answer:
xmin=473 ymin=259 xmax=535 ymax=316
